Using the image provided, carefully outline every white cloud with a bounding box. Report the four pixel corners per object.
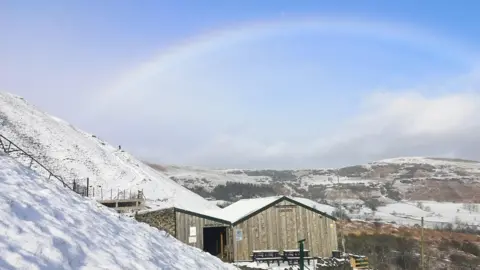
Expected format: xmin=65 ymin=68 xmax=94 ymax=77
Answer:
xmin=89 ymin=63 xmax=480 ymax=169
xmin=176 ymin=76 xmax=480 ymax=169
xmin=355 ymin=91 xmax=479 ymax=136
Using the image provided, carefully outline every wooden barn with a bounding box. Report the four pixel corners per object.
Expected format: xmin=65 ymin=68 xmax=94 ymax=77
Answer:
xmin=135 ymin=196 xmax=338 ymax=262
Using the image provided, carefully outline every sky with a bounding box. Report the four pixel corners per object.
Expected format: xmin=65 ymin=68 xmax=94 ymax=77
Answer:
xmin=3 ymin=0 xmax=480 ymax=169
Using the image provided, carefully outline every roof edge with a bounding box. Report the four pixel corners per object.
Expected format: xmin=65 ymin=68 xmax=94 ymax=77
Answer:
xmin=284 ymin=196 xmax=337 ymax=221
xmin=174 ymin=207 xmax=232 ymax=225
xmin=232 ymin=196 xmax=287 ymax=225
xmin=232 ymin=196 xmax=337 ymax=225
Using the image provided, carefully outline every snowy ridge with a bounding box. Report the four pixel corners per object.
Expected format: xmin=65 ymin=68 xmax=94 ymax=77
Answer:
xmin=0 ymin=154 xmax=237 ymax=270
xmin=159 ymin=155 xmax=480 ymax=204
xmin=164 ymin=156 xmax=480 ymax=190
xmin=166 ymin=166 xmax=270 ymax=191
xmin=374 ymin=156 xmax=480 ymax=167
xmin=0 ymin=92 xmax=218 ymax=211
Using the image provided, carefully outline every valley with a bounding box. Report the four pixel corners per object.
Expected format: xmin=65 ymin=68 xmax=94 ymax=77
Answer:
xmin=151 ymin=158 xmax=480 ymax=230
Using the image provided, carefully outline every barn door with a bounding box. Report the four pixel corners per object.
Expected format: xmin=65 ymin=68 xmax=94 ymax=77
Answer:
xmin=277 ymin=203 xmax=296 ymax=250
xmin=279 ymin=208 xmax=288 ymax=249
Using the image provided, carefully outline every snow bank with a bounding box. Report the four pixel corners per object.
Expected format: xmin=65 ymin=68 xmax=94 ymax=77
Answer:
xmin=0 ymin=154 xmax=237 ymax=270
xmin=377 ymin=202 xmax=429 ymax=217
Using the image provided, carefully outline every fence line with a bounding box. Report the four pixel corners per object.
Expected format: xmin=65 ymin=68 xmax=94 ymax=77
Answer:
xmin=0 ymin=133 xmax=144 ymax=201
xmin=73 ymin=184 xmax=145 ymax=201
xmin=0 ymin=133 xmax=72 ymax=190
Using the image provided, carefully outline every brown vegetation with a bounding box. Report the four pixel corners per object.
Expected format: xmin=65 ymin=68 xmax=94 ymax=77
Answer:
xmin=338 ymin=220 xmax=480 ymax=269
xmin=339 ymin=220 xmax=480 ymax=243
xmin=405 ymin=180 xmax=480 ymax=203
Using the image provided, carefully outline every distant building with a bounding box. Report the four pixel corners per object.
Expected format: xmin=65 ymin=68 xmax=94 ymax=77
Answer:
xmin=135 ymin=196 xmax=338 ymax=262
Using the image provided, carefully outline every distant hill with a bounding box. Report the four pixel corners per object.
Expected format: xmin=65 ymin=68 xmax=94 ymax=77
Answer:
xmin=153 ymin=156 xmax=480 ymax=204
xmin=149 ymin=157 xmax=480 ymax=229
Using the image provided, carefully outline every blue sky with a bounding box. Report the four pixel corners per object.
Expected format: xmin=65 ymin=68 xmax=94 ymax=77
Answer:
xmin=3 ymin=1 xmax=480 ymax=168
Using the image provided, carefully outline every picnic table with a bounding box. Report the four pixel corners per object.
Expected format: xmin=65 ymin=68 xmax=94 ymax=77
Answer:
xmin=282 ymin=249 xmax=313 ymax=265
xmin=251 ymin=250 xmax=282 ymax=266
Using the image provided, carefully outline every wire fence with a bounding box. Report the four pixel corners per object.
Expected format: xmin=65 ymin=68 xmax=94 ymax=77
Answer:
xmin=72 ymin=181 xmax=144 ymax=201
xmin=0 ymin=133 xmax=73 ymax=190
xmin=0 ymin=133 xmax=144 ymax=201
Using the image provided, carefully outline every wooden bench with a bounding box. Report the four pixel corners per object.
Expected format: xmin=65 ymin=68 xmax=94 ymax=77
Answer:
xmin=251 ymin=250 xmax=282 ymax=266
xmin=282 ymin=249 xmax=313 ymax=265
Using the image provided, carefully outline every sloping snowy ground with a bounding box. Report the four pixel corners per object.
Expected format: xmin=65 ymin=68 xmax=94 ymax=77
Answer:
xmin=0 ymin=154 xmax=237 ymax=270
xmin=419 ymin=201 xmax=480 ymax=224
xmin=165 ymin=166 xmax=270 ymax=191
xmin=349 ymin=200 xmax=480 ymax=229
xmin=0 ymin=92 xmax=218 ymax=212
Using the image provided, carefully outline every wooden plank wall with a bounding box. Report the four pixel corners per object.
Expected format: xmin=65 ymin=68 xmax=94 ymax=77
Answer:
xmin=175 ymin=211 xmax=230 ymax=252
xmin=233 ymin=199 xmax=338 ymax=261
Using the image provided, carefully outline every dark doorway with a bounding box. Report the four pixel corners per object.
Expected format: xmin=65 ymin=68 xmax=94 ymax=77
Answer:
xmin=203 ymin=226 xmax=227 ymax=259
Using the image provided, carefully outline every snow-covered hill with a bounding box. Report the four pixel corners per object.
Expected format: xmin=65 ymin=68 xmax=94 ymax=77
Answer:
xmin=0 ymin=153 xmax=237 ymax=270
xmin=0 ymin=92 xmax=218 ymax=212
xmin=158 ymin=156 xmax=480 ymax=203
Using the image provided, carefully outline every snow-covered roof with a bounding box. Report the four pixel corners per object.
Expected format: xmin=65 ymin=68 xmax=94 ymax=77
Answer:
xmin=289 ymin=196 xmax=336 ymax=216
xmin=177 ymin=196 xmax=336 ymax=224
xmin=205 ymin=196 xmax=281 ymax=223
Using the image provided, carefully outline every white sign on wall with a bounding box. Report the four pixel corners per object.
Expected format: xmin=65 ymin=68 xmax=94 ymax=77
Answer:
xmin=188 ymin=236 xmax=197 ymax=243
xmin=235 ymin=229 xmax=243 ymax=241
xmin=190 ymin=226 xmax=196 ymax=236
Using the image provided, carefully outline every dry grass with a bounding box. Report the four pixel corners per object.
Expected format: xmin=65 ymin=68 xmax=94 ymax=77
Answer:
xmin=339 ymin=220 xmax=480 ymax=244
xmin=405 ymin=180 xmax=480 ymax=203
xmin=339 ymin=220 xmax=480 ymax=269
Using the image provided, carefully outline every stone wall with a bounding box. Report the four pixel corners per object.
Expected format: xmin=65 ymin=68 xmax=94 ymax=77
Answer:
xmin=135 ymin=208 xmax=175 ymax=236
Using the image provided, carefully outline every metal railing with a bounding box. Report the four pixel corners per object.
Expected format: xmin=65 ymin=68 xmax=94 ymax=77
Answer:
xmin=0 ymin=133 xmax=72 ymax=190
xmin=0 ymin=133 xmax=145 ymax=201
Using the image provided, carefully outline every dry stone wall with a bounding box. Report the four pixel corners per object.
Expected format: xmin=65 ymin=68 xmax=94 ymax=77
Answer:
xmin=135 ymin=208 xmax=176 ymax=236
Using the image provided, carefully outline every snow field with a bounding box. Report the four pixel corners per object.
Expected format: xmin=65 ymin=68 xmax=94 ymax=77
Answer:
xmin=0 ymin=154 xmax=237 ymax=270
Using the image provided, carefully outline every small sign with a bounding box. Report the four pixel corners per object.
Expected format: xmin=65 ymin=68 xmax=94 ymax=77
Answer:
xmin=190 ymin=226 xmax=196 ymax=236
xmin=188 ymin=236 xmax=196 ymax=243
xmin=235 ymin=229 xmax=243 ymax=241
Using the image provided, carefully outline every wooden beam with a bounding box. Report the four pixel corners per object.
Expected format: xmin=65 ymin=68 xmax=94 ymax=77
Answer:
xmin=220 ymin=232 xmax=224 ymax=260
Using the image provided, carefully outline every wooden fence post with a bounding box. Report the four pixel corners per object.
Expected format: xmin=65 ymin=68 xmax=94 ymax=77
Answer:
xmin=86 ymin=177 xmax=90 ymax=197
